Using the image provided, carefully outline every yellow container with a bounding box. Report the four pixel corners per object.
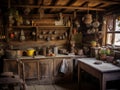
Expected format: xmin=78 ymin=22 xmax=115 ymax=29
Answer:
xmin=26 ymin=49 xmax=35 ymax=56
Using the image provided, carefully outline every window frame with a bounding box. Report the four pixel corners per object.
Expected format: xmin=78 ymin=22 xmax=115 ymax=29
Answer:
xmin=106 ymin=14 xmax=120 ymax=47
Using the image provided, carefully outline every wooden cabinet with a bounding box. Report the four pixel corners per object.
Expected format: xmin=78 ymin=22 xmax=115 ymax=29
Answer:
xmin=21 ymin=58 xmax=53 ymax=84
xmin=53 ymin=57 xmax=73 ymax=83
xmin=21 ymin=59 xmax=39 ymax=80
xmin=3 ymin=59 xmax=20 ymax=75
xmin=39 ymin=59 xmax=53 ymax=84
xmin=4 ymin=57 xmax=73 ymax=84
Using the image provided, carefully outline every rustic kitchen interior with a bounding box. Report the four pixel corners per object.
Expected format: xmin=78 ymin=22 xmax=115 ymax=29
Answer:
xmin=0 ymin=0 xmax=120 ymax=90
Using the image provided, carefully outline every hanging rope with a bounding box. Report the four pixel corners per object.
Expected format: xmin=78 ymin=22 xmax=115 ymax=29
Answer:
xmin=87 ymin=0 xmax=90 ymax=14
xmin=8 ymin=0 xmax=11 ymax=9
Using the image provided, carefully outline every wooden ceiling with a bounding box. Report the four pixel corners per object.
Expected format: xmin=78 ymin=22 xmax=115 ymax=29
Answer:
xmin=1 ymin=0 xmax=120 ymax=14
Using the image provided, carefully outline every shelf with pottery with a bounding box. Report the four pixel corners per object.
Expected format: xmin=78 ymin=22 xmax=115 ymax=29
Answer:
xmin=7 ymin=26 xmax=36 ymax=42
xmin=36 ymin=26 xmax=69 ymax=41
xmin=7 ymin=9 xmax=71 ymax=50
xmin=8 ymin=25 xmax=70 ymax=42
xmin=11 ymin=26 xmax=36 ymax=28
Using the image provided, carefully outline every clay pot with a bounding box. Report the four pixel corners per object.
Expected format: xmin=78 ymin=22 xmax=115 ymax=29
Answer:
xmin=51 ymin=36 xmax=55 ymax=40
xmin=5 ymin=50 xmax=23 ymax=59
xmin=100 ymin=54 xmax=106 ymax=61
xmin=16 ymin=50 xmax=23 ymax=58
xmin=46 ymin=37 xmax=50 ymax=41
xmin=91 ymin=41 xmax=97 ymax=47
xmin=20 ymin=35 xmax=25 ymax=41
xmin=20 ymin=30 xmax=25 ymax=41
xmin=53 ymin=31 xmax=57 ymax=34
xmin=5 ymin=50 xmax=16 ymax=59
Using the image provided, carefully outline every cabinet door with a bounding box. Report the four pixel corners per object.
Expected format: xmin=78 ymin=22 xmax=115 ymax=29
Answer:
xmin=39 ymin=59 xmax=53 ymax=84
xmin=3 ymin=59 xmax=19 ymax=75
xmin=22 ymin=60 xmax=39 ymax=80
xmin=53 ymin=57 xmax=73 ymax=83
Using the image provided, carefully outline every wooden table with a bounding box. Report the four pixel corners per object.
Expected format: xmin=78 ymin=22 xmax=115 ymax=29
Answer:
xmin=77 ymin=58 xmax=120 ymax=90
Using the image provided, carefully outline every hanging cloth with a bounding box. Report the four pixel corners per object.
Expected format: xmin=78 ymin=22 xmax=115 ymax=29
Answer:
xmin=60 ymin=59 xmax=69 ymax=74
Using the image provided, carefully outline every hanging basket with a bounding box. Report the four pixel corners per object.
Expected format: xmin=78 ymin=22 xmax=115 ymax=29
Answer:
xmin=82 ymin=14 xmax=93 ymax=24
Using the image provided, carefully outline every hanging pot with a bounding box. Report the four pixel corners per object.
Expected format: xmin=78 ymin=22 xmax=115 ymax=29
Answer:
xmin=82 ymin=14 xmax=92 ymax=24
xmin=92 ymin=20 xmax=100 ymax=28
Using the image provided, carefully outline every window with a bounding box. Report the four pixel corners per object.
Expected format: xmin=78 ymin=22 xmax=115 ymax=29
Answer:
xmin=106 ymin=15 xmax=120 ymax=46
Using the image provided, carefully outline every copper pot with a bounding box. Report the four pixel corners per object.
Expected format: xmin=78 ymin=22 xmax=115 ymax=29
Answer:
xmin=16 ymin=50 xmax=23 ymax=58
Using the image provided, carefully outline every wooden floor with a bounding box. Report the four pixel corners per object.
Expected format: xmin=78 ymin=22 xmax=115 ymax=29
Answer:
xmin=27 ymin=83 xmax=79 ymax=90
xmin=26 ymin=82 xmax=120 ymax=90
xmin=26 ymin=82 xmax=101 ymax=90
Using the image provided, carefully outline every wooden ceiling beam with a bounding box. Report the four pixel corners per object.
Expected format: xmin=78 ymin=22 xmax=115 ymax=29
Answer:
xmin=92 ymin=3 xmax=104 ymax=8
xmin=66 ymin=0 xmax=120 ymax=5
xmin=49 ymin=0 xmax=58 ymax=6
xmin=12 ymin=5 xmax=105 ymax=11
xmin=58 ymin=0 xmax=77 ymax=13
xmin=66 ymin=0 xmax=77 ymax=6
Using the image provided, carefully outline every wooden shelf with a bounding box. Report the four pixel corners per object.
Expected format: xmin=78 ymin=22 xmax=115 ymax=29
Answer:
xmin=11 ymin=25 xmax=70 ymax=28
xmin=36 ymin=26 xmax=70 ymax=28
xmin=11 ymin=26 xmax=36 ymax=28
xmin=11 ymin=5 xmax=104 ymax=11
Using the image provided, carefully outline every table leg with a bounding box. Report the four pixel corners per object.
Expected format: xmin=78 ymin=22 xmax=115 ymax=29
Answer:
xmin=78 ymin=64 xmax=79 ymax=84
xmin=100 ymin=76 xmax=106 ymax=90
xmin=78 ymin=63 xmax=81 ymax=89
